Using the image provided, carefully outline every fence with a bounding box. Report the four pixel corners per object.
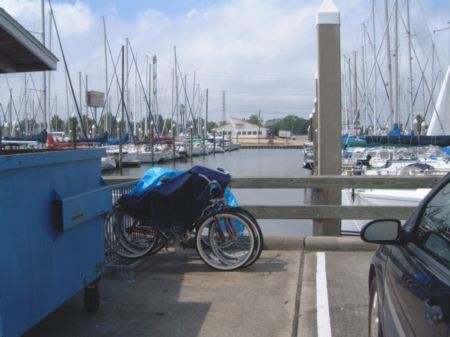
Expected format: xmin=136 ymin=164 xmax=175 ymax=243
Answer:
xmin=105 ymin=175 xmax=442 ymax=222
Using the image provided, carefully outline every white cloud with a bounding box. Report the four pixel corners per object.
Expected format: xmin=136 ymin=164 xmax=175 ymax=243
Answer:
xmin=186 ymin=9 xmax=197 ymax=18
xmin=52 ymin=1 xmax=94 ymax=36
xmin=1 ymin=0 xmax=448 ymax=127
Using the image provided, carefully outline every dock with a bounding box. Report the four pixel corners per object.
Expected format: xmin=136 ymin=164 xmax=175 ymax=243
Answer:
xmin=239 ymin=144 xmax=304 ymax=149
xmin=25 ymin=238 xmax=374 ymax=337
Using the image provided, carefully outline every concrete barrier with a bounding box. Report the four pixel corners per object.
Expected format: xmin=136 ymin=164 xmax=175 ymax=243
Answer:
xmin=262 ymin=236 xmax=376 ymax=252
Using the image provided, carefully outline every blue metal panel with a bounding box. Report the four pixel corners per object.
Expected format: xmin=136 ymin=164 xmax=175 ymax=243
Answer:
xmin=0 ymin=149 xmax=111 ymax=337
xmin=53 ymin=184 xmax=111 ymax=232
xmin=0 ymin=295 xmax=3 ymax=337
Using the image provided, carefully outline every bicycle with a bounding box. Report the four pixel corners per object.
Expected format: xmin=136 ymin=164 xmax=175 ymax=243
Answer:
xmin=105 ymin=166 xmax=263 ymax=271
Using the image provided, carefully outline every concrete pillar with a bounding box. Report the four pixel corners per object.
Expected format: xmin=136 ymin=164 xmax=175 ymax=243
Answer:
xmin=314 ymin=0 xmax=342 ymax=236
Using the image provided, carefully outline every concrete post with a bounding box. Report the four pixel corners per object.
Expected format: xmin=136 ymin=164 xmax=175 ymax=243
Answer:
xmin=314 ymin=0 xmax=342 ymax=236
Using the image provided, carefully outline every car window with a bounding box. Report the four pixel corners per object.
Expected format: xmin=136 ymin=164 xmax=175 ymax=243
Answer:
xmin=414 ymin=181 xmax=450 ymax=268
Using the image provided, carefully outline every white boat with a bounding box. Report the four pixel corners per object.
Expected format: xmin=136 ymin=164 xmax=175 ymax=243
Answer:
xmin=342 ymin=187 xmax=430 ymax=234
xmin=101 ymin=156 xmax=116 ymax=171
xmin=135 ymin=145 xmax=163 ymax=163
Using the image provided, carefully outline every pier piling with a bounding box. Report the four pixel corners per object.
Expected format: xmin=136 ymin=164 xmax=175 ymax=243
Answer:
xmin=314 ymin=0 xmax=342 ymax=236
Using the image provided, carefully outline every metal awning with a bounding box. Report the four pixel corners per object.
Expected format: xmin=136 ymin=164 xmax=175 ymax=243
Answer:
xmin=0 ymin=8 xmax=58 ymax=73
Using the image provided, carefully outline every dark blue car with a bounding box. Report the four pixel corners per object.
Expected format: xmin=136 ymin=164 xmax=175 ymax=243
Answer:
xmin=361 ymin=173 xmax=450 ymax=337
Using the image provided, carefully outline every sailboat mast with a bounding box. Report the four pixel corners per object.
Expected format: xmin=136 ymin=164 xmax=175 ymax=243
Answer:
xmin=384 ymin=0 xmax=394 ymax=129
xmin=406 ymin=0 xmax=414 ymax=131
xmin=145 ymin=55 xmax=148 ymax=137
xmin=347 ymin=57 xmax=353 ymax=134
xmin=361 ymin=44 xmax=367 ymax=132
xmin=372 ymin=0 xmax=377 ymax=132
xmin=41 ymin=0 xmax=47 ymax=131
xmin=24 ymin=74 xmax=28 ymax=135
xmin=152 ymin=55 xmax=158 ymax=135
xmin=133 ymin=54 xmax=137 ymax=137
xmin=125 ymin=38 xmax=130 ymax=135
xmin=353 ymin=51 xmax=358 ymax=134
xmin=174 ymin=46 xmax=179 ymax=138
xmin=103 ymin=17 xmax=109 ymax=134
xmin=393 ymin=0 xmax=400 ymax=126
xmin=48 ymin=9 xmax=52 ymax=131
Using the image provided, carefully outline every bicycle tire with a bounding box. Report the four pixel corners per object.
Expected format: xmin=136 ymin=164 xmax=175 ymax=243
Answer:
xmin=113 ymin=206 xmax=160 ymax=259
xmin=105 ymin=205 xmax=144 ymax=258
xmin=195 ymin=209 xmax=255 ymax=271
xmin=231 ymin=207 xmax=264 ymax=268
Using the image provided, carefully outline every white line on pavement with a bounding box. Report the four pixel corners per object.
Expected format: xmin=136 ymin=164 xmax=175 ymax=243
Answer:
xmin=316 ymin=252 xmax=332 ymax=337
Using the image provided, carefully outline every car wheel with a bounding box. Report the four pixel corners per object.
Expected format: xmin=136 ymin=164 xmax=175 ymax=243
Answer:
xmin=369 ymin=277 xmax=383 ymax=337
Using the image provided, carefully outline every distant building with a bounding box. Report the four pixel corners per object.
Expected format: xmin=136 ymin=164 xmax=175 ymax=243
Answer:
xmin=213 ymin=117 xmax=268 ymax=140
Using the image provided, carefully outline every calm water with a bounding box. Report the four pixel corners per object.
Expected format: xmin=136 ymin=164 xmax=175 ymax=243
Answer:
xmin=104 ymin=149 xmax=314 ymax=237
xmin=103 ymin=149 xmax=310 ymax=178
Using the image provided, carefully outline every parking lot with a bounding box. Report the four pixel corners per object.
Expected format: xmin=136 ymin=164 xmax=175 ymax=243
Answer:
xmin=25 ymin=245 xmax=374 ymax=337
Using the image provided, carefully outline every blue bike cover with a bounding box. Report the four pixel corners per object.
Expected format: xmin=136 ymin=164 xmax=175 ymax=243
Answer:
xmin=118 ymin=166 xmax=232 ymax=230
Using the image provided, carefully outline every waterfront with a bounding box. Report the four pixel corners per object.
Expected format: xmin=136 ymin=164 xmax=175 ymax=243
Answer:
xmin=104 ymin=149 xmax=315 ymax=237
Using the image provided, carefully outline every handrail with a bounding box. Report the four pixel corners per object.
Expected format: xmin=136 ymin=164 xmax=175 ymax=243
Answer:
xmin=105 ymin=175 xmax=441 ymax=189
xmin=104 ymin=175 xmax=442 ymax=220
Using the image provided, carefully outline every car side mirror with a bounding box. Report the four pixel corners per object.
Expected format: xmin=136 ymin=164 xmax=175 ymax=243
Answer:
xmin=360 ymin=219 xmax=402 ymax=244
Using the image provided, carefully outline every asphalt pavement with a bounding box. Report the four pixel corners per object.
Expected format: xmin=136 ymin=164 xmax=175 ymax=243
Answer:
xmin=25 ymin=238 xmax=375 ymax=337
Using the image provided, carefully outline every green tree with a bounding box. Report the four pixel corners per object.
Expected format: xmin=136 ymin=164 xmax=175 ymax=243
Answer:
xmin=98 ymin=112 xmax=117 ymax=136
xmin=207 ymin=121 xmax=218 ymax=133
xmin=415 ymin=114 xmax=425 ymax=134
xmin=50 ymin=115 xmax=65 ymax=131
xmin=247 ymin=114 xmax=263 ymax=126
xmin=268 ymin=115 xmax=310 ymax=135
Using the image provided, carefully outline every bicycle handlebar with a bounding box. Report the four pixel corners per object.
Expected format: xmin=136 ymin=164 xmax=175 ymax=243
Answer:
xmin=197 ymin=174 xmax=225 ymax=199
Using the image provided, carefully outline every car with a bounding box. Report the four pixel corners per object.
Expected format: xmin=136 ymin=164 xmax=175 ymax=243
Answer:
xmin=360 ymin=173 xmax=450 ymax=337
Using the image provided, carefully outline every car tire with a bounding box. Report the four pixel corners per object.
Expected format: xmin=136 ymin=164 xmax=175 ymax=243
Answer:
xmin=368 ymin=277 xmax=384 ymax=337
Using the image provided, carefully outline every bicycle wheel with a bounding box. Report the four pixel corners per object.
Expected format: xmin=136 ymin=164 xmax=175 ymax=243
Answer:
xmin=231 ymin=207 xmax=264 ymax=268
xmin=113 ymin=206 xmax=161 ymax=259
xmin=105 ymin=205 xmax=142 ymax=258
xmin=104 ymin=205 xmax=121 ymax=249
xmin=195 ymin=209 xmax=255 ymax=271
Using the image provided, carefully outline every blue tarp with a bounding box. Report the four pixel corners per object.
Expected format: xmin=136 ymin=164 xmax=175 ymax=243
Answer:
xmin=119 ymin=166 xmax=235 ymax=230
xmin=108 ymin=133 xmax=129 ymax=145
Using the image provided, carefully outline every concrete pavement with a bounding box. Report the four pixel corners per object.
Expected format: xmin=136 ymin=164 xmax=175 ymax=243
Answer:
xmin=24 ymin=240 xmax=375 ymax=337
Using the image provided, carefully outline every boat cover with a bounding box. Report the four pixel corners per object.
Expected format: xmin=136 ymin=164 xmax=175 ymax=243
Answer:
xmin=118 ymin=166 xmax=233 ymax=230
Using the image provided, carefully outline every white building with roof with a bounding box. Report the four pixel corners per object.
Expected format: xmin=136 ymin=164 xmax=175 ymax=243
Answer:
xmin=213 ymin=117 xmax=268 ymax=140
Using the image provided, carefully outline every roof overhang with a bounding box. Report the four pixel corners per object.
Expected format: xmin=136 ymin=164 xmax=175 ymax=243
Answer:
xmin=0 ymin=8 xmax=58 ymax=73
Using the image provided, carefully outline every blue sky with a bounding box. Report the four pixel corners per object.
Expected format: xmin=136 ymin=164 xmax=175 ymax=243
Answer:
xmin=50 ymin=0 xmax=224 ymax=19
xmin=0 ymin=0 xmax=449 ymax=126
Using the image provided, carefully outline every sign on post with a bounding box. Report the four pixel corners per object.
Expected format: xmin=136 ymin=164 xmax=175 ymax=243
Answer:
xmin=86 ymin=91 xmax=105 ymax=108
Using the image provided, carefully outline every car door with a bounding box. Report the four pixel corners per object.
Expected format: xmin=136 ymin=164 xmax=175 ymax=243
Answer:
xmin=384 ymin=180 xmax=450 ymax=337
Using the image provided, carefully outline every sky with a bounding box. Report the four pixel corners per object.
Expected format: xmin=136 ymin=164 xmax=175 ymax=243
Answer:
xmin=0 ymin=0 xmax=449 ymax=129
